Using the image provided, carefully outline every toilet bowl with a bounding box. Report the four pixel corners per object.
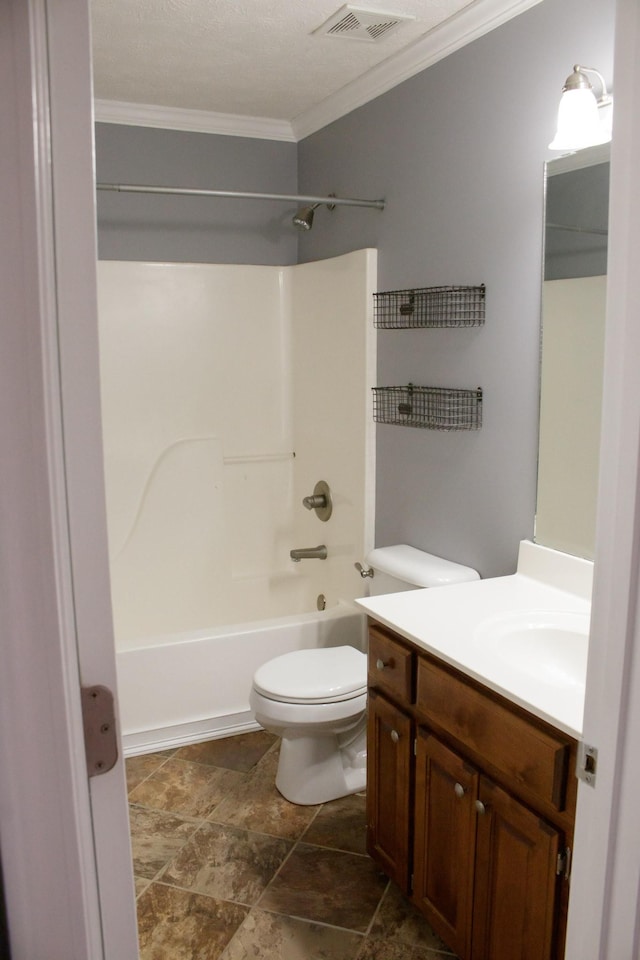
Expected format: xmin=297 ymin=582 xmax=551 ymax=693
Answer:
xmin=250 ymin=645 xmax=368 ymax=805
xmin=250 ymin=545 xmax=479 ymax=805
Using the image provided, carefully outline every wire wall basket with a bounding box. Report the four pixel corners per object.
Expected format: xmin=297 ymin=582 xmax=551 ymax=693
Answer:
xmin=374 ymin=284 xmax=485 ymax=329
xmin=373 ymin=384 xmax=483 ymax=431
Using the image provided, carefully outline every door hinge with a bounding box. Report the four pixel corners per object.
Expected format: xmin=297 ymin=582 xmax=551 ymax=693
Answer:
xmin=81 ymin=685 xmax=118 ymax=777
xmin=556 ymin=846 xmax=572 ymax=880
xmin=577 ymin=741 xmax=598 ymax=787
xmin=414 ymin=738 xmax=418 ymax=756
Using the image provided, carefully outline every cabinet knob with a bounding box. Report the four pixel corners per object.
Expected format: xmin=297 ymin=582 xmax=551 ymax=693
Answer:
xmin=376 ymin=658 xmax=388 ymax=670
xmin=454 ymin=782 xmax=465 ymax=799
xmin=475 ymin=800 xmax=487 ymax=816
xmin=390 ymin=729 xmax=400 ymax=743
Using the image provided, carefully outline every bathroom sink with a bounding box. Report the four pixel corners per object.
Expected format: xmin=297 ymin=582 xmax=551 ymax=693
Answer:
xmin=474 ymin=610 xmax=589 ymax=689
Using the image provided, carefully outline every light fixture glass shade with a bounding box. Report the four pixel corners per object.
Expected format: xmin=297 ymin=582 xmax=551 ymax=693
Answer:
xmin=549 ymin=87 xmax=610 ymax=150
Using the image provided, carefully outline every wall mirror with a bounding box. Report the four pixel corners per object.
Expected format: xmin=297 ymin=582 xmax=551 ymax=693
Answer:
xmin=535 ymin=144 xmax=610 ymax=559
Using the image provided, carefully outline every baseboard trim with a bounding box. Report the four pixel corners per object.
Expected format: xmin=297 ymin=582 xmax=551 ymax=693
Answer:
xmin=122 ymin=711 xmax=261 ymax=757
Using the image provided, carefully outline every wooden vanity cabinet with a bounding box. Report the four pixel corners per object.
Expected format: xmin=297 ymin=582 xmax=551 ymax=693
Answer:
xmin=367 ymin=690 xmax=412 ymax=890
xmin=366 ymin=620 xmax=577 ymax=960
xmin=413 ymin=728 xmax=478 ymax=957
xmin=470 ymin=776 xmax=559 ymax=960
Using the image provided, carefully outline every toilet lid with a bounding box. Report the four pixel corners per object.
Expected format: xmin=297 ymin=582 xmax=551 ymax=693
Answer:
xmin=253 ymin=646 xmax=367 ymax=704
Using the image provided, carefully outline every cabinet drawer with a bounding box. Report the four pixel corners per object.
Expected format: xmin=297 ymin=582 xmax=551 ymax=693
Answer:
xmin=368 ymin=625 xmax=414 ymax=702
xmin=416 ymin=656 xmax=570 ymax=810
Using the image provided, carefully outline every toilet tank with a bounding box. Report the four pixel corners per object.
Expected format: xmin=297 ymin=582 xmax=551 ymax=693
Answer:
xmin=366 ymin=544 xmax=479 ymax=596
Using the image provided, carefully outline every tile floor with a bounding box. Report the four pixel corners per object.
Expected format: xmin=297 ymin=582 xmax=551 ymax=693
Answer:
xmin=127 ymin=731 xmax=459 ymax=960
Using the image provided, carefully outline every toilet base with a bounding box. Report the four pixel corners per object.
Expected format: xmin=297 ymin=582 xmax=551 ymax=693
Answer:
xmin=274 ymin=724 xmax=367 ymax=805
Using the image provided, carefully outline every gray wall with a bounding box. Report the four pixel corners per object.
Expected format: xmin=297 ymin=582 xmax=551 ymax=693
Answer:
xmin=95 ymin=124 xmax=298 ymax=265
xmin=297 ymin=0 xmax=615 ymax=577
xmin=93 ymin=0 xmax=615 ymax=579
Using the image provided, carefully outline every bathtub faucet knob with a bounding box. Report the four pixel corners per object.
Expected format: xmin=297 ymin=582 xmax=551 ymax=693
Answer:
xmin=301 ymin=481 xmax=332 ymax=521
xmin=303 ymin=494 xmax=327 ymax=510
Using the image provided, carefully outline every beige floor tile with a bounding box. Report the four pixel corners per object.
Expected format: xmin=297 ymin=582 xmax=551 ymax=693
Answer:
xmin=129 ymin=757 xmax=245 ymax=819
xmin=211 ymin=780 xmax=319 ymax=840
xmin=302 ymin=794 xmax=367 ymax=855
xmin=131 ymin=732 xmax=455 ymax=959
xmin=258 ymin=843 xmax=387 ymax=932
xmin=129 ymin=804 xmax=199 ymax=879
xmin=135 ymin=876 xmax=151 ymax=898
xmin=161 ymin=821 xmax=292 ymax=905
xmin=175 ymin=731 xmax=277 ymax=771
xmin=356 ymin=940 xmax=454 ymax=960
xmin=221 ymin=908 xmax=363 ymax=960
xmin=210 ymin=749 xmax=320 ymax=840
xmin=126 ymin=752 xmax=172 ymax=793
xmin=367 ymin=883 xmax=456 ymax=954
xmin=137 ymin=883 xmax=247 ymax=960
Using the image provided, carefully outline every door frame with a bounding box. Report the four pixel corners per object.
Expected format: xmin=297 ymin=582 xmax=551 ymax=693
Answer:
xmin=0 ymin=1 xmax=138 ymax=957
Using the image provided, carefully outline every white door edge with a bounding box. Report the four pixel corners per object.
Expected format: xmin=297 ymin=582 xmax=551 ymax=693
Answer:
xmin=0 ymin=1 xmax=138 ymax=957
xmin=45 ymin=0 xmax=140 ymax=955
xmin=566 ymin=0 xmax=640 ymax=955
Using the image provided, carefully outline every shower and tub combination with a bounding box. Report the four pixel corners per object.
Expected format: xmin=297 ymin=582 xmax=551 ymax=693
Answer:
xmin=97 ymin=247 xmax=378 ymax=756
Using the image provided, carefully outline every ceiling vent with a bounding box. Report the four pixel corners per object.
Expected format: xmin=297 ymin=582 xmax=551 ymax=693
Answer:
xmin=313 ymin=5 xmax=416 ymax=43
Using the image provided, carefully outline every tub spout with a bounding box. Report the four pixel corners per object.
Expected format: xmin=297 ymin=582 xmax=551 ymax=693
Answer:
xmin=290 ymin=545 xmax=328 ymax=562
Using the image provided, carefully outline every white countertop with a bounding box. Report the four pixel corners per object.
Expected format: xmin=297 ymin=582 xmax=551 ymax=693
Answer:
xmin=357 ymin=542 xmax=593 ymax=739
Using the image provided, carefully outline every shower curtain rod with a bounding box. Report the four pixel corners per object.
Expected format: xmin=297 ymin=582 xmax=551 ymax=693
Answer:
xmin=96 ymin=182 xmax=385 ymax=210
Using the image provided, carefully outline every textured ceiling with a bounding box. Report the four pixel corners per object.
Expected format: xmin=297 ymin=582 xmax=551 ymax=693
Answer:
xmin=90 ymin=0 xmax=477 ymax=122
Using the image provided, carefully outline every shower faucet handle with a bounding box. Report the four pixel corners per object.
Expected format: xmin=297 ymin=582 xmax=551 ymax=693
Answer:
xmin=303 ymin=494 xmax=327 ymax=510
xmin=301 ymin=481 xmax=332 ymax=521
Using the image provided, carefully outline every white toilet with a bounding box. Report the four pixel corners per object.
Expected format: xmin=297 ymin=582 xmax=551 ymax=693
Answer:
xmin=250 ymin=544 xmax=479 ymax=805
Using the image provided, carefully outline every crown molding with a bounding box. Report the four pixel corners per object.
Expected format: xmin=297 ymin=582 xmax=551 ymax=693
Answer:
xmin=93 ymin=99 xmax=297 ymax=142
xmin=291 ymin=0 xmax=544 ymax=140
xmin=93 ymin=0 xmax=543 ymax=144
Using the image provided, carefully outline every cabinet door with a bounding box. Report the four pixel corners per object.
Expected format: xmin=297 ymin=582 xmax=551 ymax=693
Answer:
xmin=413 ymin=728 xmax=478 ymax=959
xmin=472 ymin=778 xmax=560 ymax=960
xmin=367 ymin=689 xmax=412 ymax=891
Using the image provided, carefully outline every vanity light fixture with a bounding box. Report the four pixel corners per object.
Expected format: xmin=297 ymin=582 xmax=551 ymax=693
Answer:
xmin=549 ymin=64 xmax=613 ymax=151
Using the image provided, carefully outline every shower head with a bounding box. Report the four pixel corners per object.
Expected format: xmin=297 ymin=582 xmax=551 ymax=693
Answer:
xmin=292 ymin=195 xmax=337 ymax=231
xmin=292 ymin=203 xmax=320 ymax=231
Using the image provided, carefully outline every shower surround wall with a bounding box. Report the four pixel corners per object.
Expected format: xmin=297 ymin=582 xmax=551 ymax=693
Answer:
xmin=97 ymin=250 xmax=376 ymax=744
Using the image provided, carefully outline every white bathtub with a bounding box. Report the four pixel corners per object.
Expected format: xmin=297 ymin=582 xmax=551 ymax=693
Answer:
xmin=116 ymin=603 xmax=367 ymax=756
